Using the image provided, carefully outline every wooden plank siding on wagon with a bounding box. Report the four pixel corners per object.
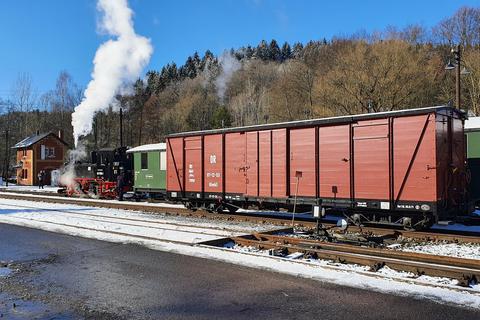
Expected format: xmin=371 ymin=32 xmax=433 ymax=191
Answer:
xmin=165 ymin=106 xmax=466 ymax=221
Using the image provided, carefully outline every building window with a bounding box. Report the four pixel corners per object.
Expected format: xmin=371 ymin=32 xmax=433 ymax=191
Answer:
xmin=46 ymin=147 xmax=55 ymax=158
xmin=40 ymin=144 xmax=55 ymax=160
xmin=40 ymin=145 xmax=55 ymax=159
xmin=22 ymin=169 xmax=28 ymax=180
xmin=141 ymin=153 xmax=148 ymax=170
xmin=22 ymin=149 xmax=27 ymax=157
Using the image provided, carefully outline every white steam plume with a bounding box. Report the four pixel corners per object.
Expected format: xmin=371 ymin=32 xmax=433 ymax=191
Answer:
xmin=215 ymin=51 xmax=241 ymax=102
xmin=72 ymin=0 xmax=153 ymax=146
xmin=59 ymin=142 xmax=87 ymax=188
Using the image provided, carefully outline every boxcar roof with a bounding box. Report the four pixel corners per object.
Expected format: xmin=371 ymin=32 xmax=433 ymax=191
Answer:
xmin=167 ymin=105 xmax=463 ymax=138
xmin=465 ymin=117 xmax=480 ymax=132
xmin=126 ymin=143 xmax=166 ymax=153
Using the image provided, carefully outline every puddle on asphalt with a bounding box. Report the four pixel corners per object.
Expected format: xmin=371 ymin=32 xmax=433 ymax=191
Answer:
xmin=0 ymin=292 xmax=75 ymax=319
xmin=0 ymin=267 xmax=11 ymax=277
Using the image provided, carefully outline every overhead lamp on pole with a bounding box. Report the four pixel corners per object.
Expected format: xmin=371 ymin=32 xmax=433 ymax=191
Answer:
xmin=444 ymin=45 xmax=469 ymax=113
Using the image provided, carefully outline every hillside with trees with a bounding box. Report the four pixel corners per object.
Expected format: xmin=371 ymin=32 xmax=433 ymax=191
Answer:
xmin=1 ymin=6 xmax=480 ymax=177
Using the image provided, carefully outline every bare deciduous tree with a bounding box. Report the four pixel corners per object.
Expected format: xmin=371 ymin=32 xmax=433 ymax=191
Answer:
xmin=10 ymin=72 xmax=36 ymax=137
xmin=433 ymin=6 xmax=480 ymax=47
xmin=316 ymin=40 xmax=443 ymax=115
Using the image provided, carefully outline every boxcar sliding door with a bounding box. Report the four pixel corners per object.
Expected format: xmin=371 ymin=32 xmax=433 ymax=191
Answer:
xmin=224 ymin=133 xmax=247 ymax=199
xmin=353 ymin=119 xmax=390 ymax=207
xmin=184 ymin=136 xmax=203 ymax=199
xmin=245 ymin=131 xmax=258 ymax=197
xmin=203 ymin=134 xmax=223 ymax=199
xmin=319 ymin=125 xmax=351 ymax=201
xmin=289 ymin=128 xmax=316 ymax=198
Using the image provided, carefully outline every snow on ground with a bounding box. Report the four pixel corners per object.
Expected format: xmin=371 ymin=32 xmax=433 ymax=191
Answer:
xmin=0 ymin=198 xmax=479 ymax=309
xmin=0 ymin=198 xmax=275 ymax=244
xmin=226 ymin=244 xmax=463 ymax=287
xmin=0 ymin=185 xmax=61 ymax=193
xmin=400 ymin=242 xmax=480 ymax=260
xmin=0 ymin=191 xmax=185 ymax=209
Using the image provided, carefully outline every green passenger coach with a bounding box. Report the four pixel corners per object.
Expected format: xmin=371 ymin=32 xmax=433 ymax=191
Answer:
xmin=465 ymin=117 xmax=480 ymax=205
xmin=126 ymin=143 xmax=167 ymax=198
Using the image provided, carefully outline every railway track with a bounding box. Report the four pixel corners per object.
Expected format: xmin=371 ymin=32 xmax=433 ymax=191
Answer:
xmin=0 ymin=201 xmax=266 ymax=246
xmin=0 ymin=191 xmax=479 ymax=244
xmin=203 ymin=232 xmax=480 ymax=287
xmin=0 ymin=191 xmax=479 ymax=290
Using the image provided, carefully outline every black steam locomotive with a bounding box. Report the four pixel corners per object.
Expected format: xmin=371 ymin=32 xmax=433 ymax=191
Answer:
xmin=64 ymin=147 xmax=133 ymax=198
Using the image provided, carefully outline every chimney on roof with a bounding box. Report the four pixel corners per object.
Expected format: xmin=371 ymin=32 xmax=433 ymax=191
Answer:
xmin=36 ymin=130 xmax=40 ymax=136
xmin=58 ymin=130 xmax=63 ymax=140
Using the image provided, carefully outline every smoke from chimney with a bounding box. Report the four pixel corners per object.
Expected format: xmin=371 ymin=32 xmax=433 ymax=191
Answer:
xmin=71 ymin=0 xmax=153 ymax=147
xmin=215 ymin=51 xmax=241 ymax=102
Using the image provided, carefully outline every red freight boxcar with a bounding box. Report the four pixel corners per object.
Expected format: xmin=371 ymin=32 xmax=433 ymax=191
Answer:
xmin=166 ymin=106 xmax=467 ymax=228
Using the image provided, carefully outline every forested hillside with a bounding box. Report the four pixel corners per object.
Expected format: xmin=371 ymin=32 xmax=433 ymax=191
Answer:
xmin=1 ymin=6 xmax=480 ymax=176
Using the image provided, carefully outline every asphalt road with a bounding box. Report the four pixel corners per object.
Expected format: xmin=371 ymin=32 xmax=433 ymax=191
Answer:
xmin=0 ymin=223 xmax=478 ymax=319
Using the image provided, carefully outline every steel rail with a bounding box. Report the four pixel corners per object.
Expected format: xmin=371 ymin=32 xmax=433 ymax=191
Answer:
xmin=225 ymin=234 xmax=480 ymax=286
xmin=250 ymin=233 xmax=480 ymax=270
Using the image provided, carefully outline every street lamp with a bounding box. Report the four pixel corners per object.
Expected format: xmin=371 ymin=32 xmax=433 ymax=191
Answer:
xmin=3 ymin=130 xmax=9 ymax=187
xmin=444 ymin=45 xmax=470 ymax=112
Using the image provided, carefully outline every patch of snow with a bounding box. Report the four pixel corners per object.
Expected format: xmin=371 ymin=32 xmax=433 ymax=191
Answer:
xmin=126 ymin=143 xmax=166 ymax=153
xmin=0 ymin=185 xmax=61 ymax=193
xmin=0 ymin=191 xmax=186 ymax=209
xmin=387 ymin=243 xmax=402 ymax=249
xmin=465 ymin=117 xmax=480 ymax=130
xmin=285 ymin=252 xmax=304 ymax=259
xmin=0 ymin=199 xmax=277 ymax=245
xmin=401 ymin=242 xmax=480 ymax=260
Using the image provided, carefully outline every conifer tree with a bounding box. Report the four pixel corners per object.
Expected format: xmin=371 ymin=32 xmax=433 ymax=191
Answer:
xmin=292 ymin=42 xmax=304 ymax=58
xmin=255 ymin=40 xmax=269 ymax=60
xmin=269 ymin=39 xmax=282 ymax=61
xmin=281 ymin=42 xmax=292 ymax=60
xmin=244 ymin=46 xmax=255 ymax=59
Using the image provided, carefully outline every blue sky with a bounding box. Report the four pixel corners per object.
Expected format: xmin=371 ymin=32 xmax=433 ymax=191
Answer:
xmin=0 ymin=0 xmax=479 ymax=100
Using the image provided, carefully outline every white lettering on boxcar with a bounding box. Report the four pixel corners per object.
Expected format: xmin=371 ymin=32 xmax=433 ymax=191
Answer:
xmin=210 ymin=154 xmax=217 ymax=164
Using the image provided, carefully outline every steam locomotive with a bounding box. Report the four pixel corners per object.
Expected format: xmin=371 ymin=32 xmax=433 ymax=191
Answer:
xmin=63 ymin=147 xmax=133 ymax=198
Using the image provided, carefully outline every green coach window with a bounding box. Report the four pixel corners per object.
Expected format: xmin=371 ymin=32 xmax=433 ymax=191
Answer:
xmin=141 ymin=152 xmax=148 ymax=169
